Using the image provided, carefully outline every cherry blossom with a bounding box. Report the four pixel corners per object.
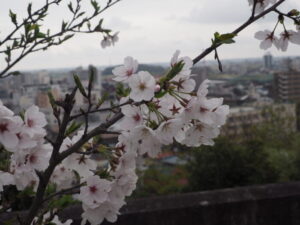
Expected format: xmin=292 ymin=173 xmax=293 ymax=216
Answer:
xmin=128 ymin=71 xmax=156 ymax=102
xmin=277 ymin=30 xmax=300 ymax=51
xmin=112 ymin=56 xmax=138 ymax=82
xmin=118 ymin=105 xmax=144 ymax=131
xmin=155 ymin=119 xmax=184 ymax=145
xmin=101 ymin=37 xmax=111 ymax=48
xmin=254 ymin=30 xmax=279 ymax=50
xmin=170 ymin=50 xmax=193 ymax=72
xmin=131 ymin=125 xmax=161 ymax=158
xmin=78 ymin=175 xmax=112 ymax=209
xmin=24 ymin=105 xmax=47 ymax=138
xmin=0 ymin=116 xmax=22 ymax=149
xmin=0 ymin=171 xmax=15 ymax=192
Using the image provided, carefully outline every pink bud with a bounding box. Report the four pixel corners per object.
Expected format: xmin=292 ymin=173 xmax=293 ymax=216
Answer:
xmin=155 ymin=84 xmax=161 ymax=92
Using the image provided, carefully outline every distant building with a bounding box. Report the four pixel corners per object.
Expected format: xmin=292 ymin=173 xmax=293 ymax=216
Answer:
xmin=264 ymin=53 xmax=273 ymax=69
xmin=222 ymin=103 xmax=296 ymax=137
xmin=274 ymin=70 xmax=300 ymax=102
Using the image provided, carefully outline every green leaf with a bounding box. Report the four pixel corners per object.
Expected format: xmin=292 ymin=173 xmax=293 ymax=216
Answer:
xmin=62 ymin=34 xmax=74 ymax=42
xmin=10 ymin=71 xmax=21 ymax=76
xmin=278 ymin=14 xmax=284 ymax=24
xmin=9 ymin=10 xmax=17 ymax=25
xmin=73 ymin=74 xmax=87 ymax=97
xmin=68 ymin=2 xmax=74 ymax=13
xmin=49 ymin=195 xmax=79 ymax=209
xmin=115 ymin=83 xmax=130 ymax=97
xmin=288 ymin=9 xmax=300 ymax=17
xmin=155 ymin=89 xmax=167 ymax=98
xmin=160 ymin=61 xmax=184 ymax=84
xmin=12 ymin=40 xmax=19 ymax=48
xmin=91 ymin=0 xmax=100 ymax=14
xmin=61 ymin=21 xmax=68 ymax=31
xmin=213 ymin=32 xmax=236 ymax=45
xmin=47 ymin=92 xmax=56 ymax=109
xmin=65 ymin=121 xmax=83 ymax=137
xmin=36 ymin=32 xmax=46 ymax=38
xmin=76 ymin=12 xmax=85 ymax=18
xmin=96 ymin=92 xmax=109 ymax=108
xmin=27 ymin=3 xmax=32 ymax=16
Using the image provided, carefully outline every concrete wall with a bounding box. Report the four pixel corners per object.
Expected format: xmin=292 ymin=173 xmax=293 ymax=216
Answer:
xmin=2 ymin=182 xmax=300 ymax=225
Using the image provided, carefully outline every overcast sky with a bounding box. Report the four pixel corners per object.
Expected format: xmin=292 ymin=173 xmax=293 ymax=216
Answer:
xmin=1 ymin=0 xmax=300 ymax=70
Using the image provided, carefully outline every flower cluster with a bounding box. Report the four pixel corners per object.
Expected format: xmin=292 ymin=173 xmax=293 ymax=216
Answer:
xmin=79 ymin=51 xmax=230 ymax=224
xmin=101 ymin=32 xmax=119 ymax=49
xmin=248 ymin=0 xmax=277 ymax=14
xmin=255 ymin=29 xmax=300 ymax=51
xmin=251 ymin=0 xmax=300 ymax=52
xmin=0 ymin=103 xmax=50 ymax=192
xmin=0 ymin=51 xmax=229 ymax=225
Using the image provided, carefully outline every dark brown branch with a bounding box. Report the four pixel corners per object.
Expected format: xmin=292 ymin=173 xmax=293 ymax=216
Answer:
xmin=43 ymin=183 xmax=84 ymax=203
xmin=70 ymin=100 xmax=132 ymax=120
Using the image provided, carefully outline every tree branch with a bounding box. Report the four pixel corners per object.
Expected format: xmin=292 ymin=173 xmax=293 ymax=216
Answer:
xmin=192 ymin=0 xmax=286 ymax=65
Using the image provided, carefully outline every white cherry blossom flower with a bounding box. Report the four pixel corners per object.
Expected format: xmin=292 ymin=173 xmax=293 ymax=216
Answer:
xmin=82 ymin=201 xmax=120 ymax=225
xmin=0 ymin=116 xmax=22 ymax=149
xmin=128 ymin=71 xmax=156 ymax=102
xmin=24 ymin=105 xmax=47 ymax=138
xmin=197 ymin=79 xmax=210 ymax=97
xmin=112 ymin=56 xmax=138 ymax=82
xmin=193 ymin=97 xmax=224 ymax=125
xmin=78 ymin=176 xmax=112 ymax=209
xmin=213 ymin=105 xmax=230 ymax=126
xmin=111 ymin=169 xmax=138 ymax=196
xmin=131 ymin=125 xmax=161 ymax=158
xmin=0 ymin=102 xmax=14 ymax=117
xmin=155 ymin=119 xmax=184 ymax=145
xmin=170 ymin=50 xmax=193 ymax=71
xmin=24 ymin=143 xmax=52 ymax=171
xmin=277 ymin=30 xmax=300 ymax=51
xmin=51 ymin=215 xmax=73 ymax=225
xmin=117 ymin=105 xmax=143 ymax=131
xmin=50 ymin=165 xmax=75 ymax=190
xmin=111 ymin=32 xmax=119 ymax=45
xmin=254 ymin=30 xmax=279 ymax=50
xmin=101 ymin=37 xmax=111 ymax=49
xmin=248 ymin=0 xmax=273 ymax=14
xmin=0 ymin=171 xmax=15 ymax=192
xmin=62 ymin=153 xmax=97 ymax=179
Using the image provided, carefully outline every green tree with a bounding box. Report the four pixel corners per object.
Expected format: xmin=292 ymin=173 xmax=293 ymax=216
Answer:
xmin=186 ymin=137 xmax=279 ymax=191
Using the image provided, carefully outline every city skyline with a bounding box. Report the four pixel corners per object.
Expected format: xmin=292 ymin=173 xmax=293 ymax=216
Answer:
xmin=1 ymin=0 xmax=300 ymax=71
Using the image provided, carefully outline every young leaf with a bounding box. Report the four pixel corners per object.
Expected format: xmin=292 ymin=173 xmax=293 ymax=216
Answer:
xmin=27 ymin=3 xmax=32 ymax=16
xmin=47 ymin=92 xmax=56 ymax=109
xmin=65 ymin=121 xmax=83 ymax=136
xmin=68 ymin=2 xmax=74 ymax=13
xmin=9 ymin=10 xmax=17 ymax=26
xmin=91 ymin=0 xmax=100 ymax=14
xmin=73 ymin=74 xmax=87 ymax=97
xmin=96 ymin=92 xmax=109 ymax=108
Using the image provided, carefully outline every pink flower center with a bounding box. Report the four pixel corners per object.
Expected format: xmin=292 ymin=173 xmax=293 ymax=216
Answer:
xmin=126 ymin=69 xmax=133 ymax=77
xmin=133 ymin=113 xmax=141 ymax=122
xmin=139 ymin=82 xmax=146 ymax=91
xmin=16 ymin=133 xmax=22 ymax=140
xmin=0 ymin=123 xmax=8 ymax=133
xmin=200 ymin=107 xmax=209 ymax=113
xmin=29 ymin=154 xmax=37 ymax=164
xmin=27 ymin=119 xmax=34 ymax=127
xmin=89 ymin=185 xmax=97 ymax=193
